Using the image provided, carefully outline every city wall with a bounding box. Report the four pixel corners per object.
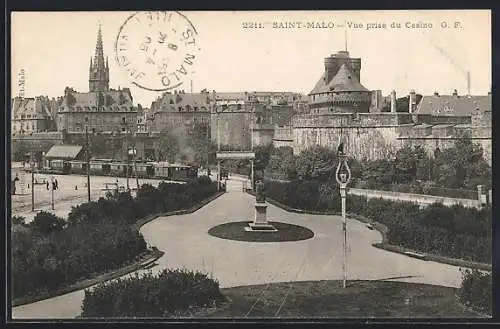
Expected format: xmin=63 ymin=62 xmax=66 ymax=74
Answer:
xmin=292 ymin=113 xmax=412 ymax=161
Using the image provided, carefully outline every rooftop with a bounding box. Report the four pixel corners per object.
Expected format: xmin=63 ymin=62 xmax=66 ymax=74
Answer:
xmin=310 ymin=64 xmax=369 ymax=95
xmin=45 ymin=145 xmax=83 ymax=160
xmin=415 ymin=94 xmax=491 ymax=117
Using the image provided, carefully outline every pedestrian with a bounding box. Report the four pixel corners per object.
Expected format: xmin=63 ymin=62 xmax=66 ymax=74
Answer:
xmin=55 ymin=179 xmax=58 ymax=190
xmin=46 ymin=181 xmax=49 ymax=190
xmin=52 ymin=181 xmax=56 ymax=191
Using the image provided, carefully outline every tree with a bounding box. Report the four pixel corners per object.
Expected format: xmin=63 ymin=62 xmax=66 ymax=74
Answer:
xmin=294 ymin=146 xmax=337 ymax=181
xmin=434 ymin=139 xmax=491 ymax=189
xmin=11 ymin=140 xmax=30 ymax=162
xmin=186 ymin=121 xmax=211 ymax=166
xmin=157 ymin=129 xmax=180 ymax=162
xmin=394 ymin=146 xmax=417 ymax=183
xmin=30 ymin=211 xmax=65 ymax=235
xmin=362 ymin=159 xmax=395 ymax=188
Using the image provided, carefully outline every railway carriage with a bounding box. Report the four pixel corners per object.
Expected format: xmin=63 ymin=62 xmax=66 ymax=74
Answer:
xmin=44 ymin=158 xmax=198 ymax=182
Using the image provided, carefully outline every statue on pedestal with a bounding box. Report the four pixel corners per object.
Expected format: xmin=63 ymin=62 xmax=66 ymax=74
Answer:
xmin=255 ymin=180 xmax=266 ymax=203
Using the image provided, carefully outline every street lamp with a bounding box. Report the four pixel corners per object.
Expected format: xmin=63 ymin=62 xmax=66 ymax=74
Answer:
xmin=335 ymin=145 xmax=352 ymax=289
xmin=51 ymin=175 xmax=55 ymax=210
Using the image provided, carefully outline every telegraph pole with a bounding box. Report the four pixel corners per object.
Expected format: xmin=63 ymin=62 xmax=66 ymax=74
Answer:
xmin=51 ymin=176 xmax=55 ymax=210
xmin=86 ymin=126 xmax=91 ymax=203
xmin=125 ymin=132 xmax=130 ymax=191
xmin=250 ymin=97 xmax=254 ymax=190
xmin=217 ymin=104 xmax=221 ymax=192
xmin=31 ymin=150 xmax=34 ymax=212
xmin=133 ymin=137 xmax=139 ymax=190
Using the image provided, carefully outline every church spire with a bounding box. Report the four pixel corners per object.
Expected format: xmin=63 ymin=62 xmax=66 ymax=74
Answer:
xmin=89 ymin=23 xmax=109 ymax=92
xmin=94 ymin=23 xmax=105 ymax=70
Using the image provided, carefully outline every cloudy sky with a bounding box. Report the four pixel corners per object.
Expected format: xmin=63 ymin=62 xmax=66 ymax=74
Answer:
xmin=11 ymin=10 xmax=490 ymax=107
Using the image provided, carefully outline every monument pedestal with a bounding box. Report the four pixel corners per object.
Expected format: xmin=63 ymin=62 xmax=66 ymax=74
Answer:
xmin=245 ymin=202 xmax=277 ymax=232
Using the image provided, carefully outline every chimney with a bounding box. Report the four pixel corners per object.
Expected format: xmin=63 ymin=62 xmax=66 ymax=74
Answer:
xmin=390 ymin=90 xmax=397 ymax=113
xmin=409 ymin=90 xmax=416 ymax=113
xmin=452 ymin=89 xmax=458 ymax=97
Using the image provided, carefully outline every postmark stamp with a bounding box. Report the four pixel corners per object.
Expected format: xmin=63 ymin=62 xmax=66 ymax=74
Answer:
xmin=115 ymin=11 xmax=199 ymax=92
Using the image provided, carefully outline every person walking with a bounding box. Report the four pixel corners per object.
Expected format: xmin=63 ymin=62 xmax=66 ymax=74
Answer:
xmin=54 ymin=179 xmax=59 ymax=190
xmin=46 ymin=181 xmax=49 ymax=190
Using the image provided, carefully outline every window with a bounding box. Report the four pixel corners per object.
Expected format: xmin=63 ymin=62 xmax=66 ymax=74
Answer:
xmin=122 ymin=117 xmax=126 ymax=124
xmin=85 ymin=117 xmax=89 ymax=122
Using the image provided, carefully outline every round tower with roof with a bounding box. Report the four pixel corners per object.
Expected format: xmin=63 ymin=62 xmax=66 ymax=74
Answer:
xmin=309 ymin=51 xmax=371 ymax=114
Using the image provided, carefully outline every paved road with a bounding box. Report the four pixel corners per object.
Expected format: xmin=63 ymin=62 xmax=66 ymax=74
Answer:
xmin=11 ymin=174 xmax=179 ymax=223
xmin=12 ymin=179 xmax=465 ymax=319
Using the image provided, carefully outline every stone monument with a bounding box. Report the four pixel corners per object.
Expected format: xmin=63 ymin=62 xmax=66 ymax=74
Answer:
xmin=245 ymin=180 xmax=277 ymax=232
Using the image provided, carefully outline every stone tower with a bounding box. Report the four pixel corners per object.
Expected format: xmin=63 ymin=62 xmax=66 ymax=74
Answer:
xmin=89 ymin=24 xmax=109 ymax=92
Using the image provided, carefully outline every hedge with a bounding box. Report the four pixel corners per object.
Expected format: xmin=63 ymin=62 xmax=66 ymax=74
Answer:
xmin=12 ymin=177 xmax=219 ymax=301
xmin=264 ymin=179 xmax=491 ymax=264
xmin=81 ymin=269 xmax=226 ymax=318
xmin=458 ymin=269 xmax=492 ymax=315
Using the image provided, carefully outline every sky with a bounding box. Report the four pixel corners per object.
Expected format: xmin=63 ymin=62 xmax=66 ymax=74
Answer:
xmin=11 ymin=10 xmax=491 ymax=108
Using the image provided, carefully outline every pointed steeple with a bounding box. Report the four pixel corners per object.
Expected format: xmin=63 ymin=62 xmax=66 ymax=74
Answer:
xmin=89 ymin=23 xmax=109 ymax=92
xmin=93 ymin=23 xmax=105 ymax=70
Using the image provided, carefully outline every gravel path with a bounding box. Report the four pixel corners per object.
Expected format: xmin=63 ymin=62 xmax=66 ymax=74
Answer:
xmin=11 ymin=179 xmax=465 ymax=319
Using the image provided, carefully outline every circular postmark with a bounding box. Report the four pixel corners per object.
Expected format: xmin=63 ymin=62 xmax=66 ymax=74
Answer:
xmin=115 ymin=11 xmax=199 ymax=92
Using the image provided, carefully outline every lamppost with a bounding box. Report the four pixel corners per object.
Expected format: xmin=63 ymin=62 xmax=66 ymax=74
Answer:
xmin=335 ymin=144 xmax=352 ymax=289
xmin=30 ymin=149 xmax=35 ymax=212
xmin=51 ymin=175 xmax=55 ymax=210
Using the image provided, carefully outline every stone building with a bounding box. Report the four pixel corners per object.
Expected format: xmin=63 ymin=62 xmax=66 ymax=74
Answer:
xmin=149 ymin=91 xmax=211 ymax=133
xmin=210 ymin=91 xmax=304 ymax=150
xmin=308 ymin=51 xmax=372 ymax=114
xmin=288 ymin=50 xmax=491 ymax=164
xmin=11 ymin=96 xmax=59 ymax=135
xmin=56 ymin=25 xmax=137 ymax=135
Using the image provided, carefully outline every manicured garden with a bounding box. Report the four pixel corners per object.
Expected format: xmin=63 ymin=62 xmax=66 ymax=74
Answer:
xmin=208 ymin=221 xmax=314 ymax=242
xmin=80 ymin=276 xmax=485 ymax=318
xmin=262 ymin=178 xmax=491 ymax=315
xmin=11 ymin=177 xmax=219 ymax=303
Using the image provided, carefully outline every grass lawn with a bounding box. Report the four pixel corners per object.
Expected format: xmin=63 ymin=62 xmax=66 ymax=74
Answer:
xmin=208 ymin=221 xmax=314 ymax=242
xmin=197 ymin=280 xmax=484 ymax=318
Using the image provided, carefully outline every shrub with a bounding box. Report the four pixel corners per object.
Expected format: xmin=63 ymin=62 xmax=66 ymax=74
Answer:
xmin=459 ymin=269 xmax=492 ymax=315
xmin=264 ymin=179 xmax=491 ymax=264
xmin=81 ymin=269 xmax=226 ymax=318
xmin=12 ymin=177 xmax=219 ymax=301
xmin=29 ymin=211 xmax=65 ymax=235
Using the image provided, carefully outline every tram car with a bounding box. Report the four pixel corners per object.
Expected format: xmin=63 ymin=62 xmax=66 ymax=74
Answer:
xmin=44 ymin=159 xmax=198 ymax=182
xmin=153 ymin=162 xmax=198 ymax=182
